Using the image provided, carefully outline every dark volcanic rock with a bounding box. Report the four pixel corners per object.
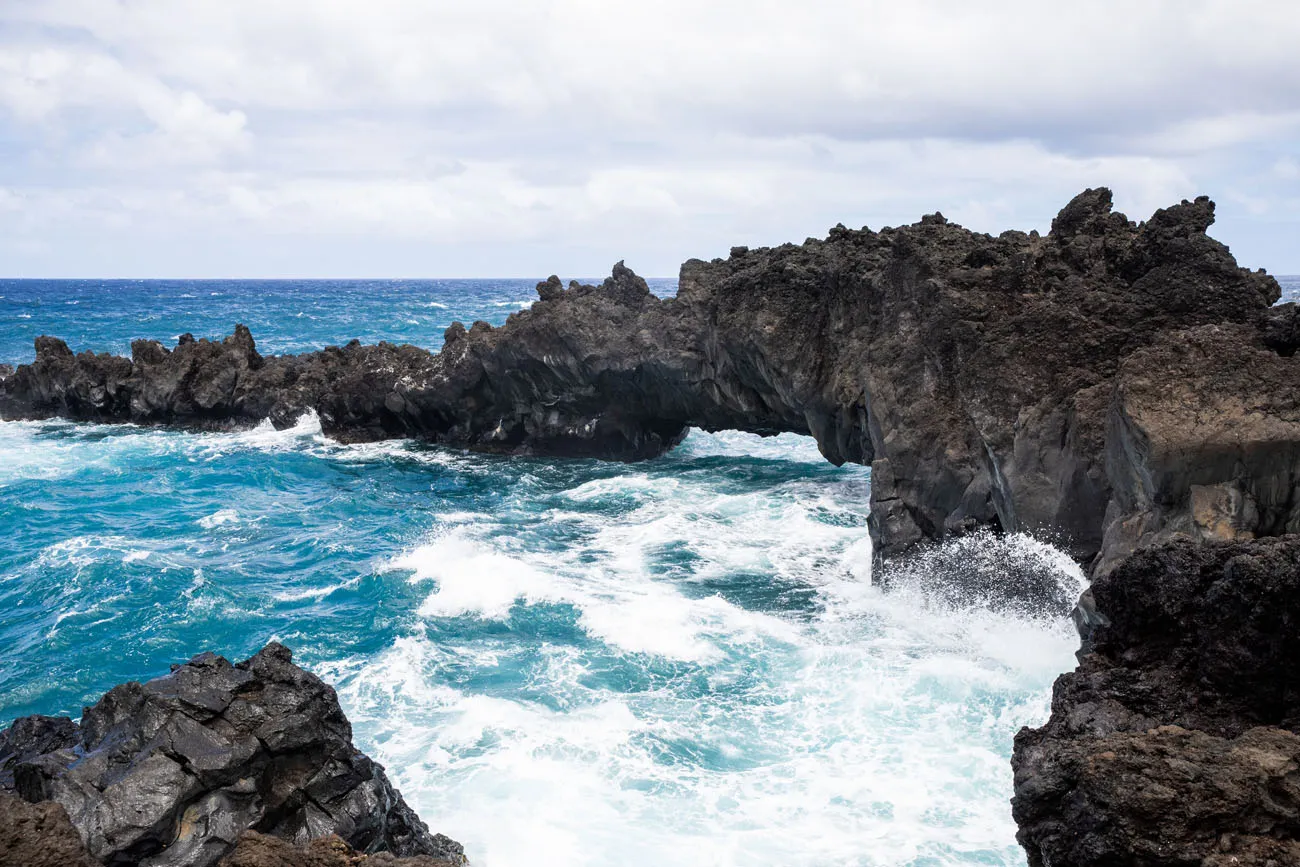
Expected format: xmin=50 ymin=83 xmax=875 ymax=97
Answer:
xmin=0 ymin=714 xmax=78 ymax=790
xmin=0 ymin=191 xmax=1281 ymax=565
xmin=0 ymin=643 xmax=462 ymax=867
xmin=1012 ymin=536 xmax=1300 ymax=866
xmin=0 ymin=793 xmax=100 ymax=867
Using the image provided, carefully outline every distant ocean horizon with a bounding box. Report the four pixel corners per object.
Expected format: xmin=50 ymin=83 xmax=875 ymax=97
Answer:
xmin=4 ymin=273 xmax=1295 ymax=366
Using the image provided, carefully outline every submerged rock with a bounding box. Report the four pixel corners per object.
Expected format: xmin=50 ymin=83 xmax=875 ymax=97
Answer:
xmin=1012 ymin=536 xmax=1300 ymax=866
xmin=0 ymin=643 xmax=464 ymax=867
xmin=0 ymin=191 xmax=1284 ymax=569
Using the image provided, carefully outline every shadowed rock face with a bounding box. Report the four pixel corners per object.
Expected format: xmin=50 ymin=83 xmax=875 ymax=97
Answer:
xmin=0 ymin=190 xmax=1284 ymax=570
xmin=0 ymin=644 xmax=464 ymax=867
xmin=1012 ymin=536 xmax=1300 ymax=866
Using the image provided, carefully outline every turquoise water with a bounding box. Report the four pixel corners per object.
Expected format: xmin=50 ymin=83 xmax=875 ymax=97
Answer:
xmin=1 ymin=278 xmax=1101 ymax=866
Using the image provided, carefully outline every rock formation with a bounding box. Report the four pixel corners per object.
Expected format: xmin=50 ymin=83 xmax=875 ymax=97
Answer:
xmin=0 ymin=643 xmax=464 ymax=867
xmin=0 ymin=190 xmax=1286 ymax=572
xmin=216 ymin=831 xmax=463 ymax=867
xmin=1012 ymin=536 xmax=1300 ymax=866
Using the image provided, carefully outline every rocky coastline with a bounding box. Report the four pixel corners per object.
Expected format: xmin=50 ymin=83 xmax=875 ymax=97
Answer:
xmin=1 ymin=189 xmax=1289 ymax=575
xmin=0 ymin=644 xmax=464 ymax=867
xmin=3 ymin=189 xmax=1299 ymax=863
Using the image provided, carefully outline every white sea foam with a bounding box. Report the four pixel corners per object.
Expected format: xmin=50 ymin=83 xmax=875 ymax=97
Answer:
xmin=3 ymin=416 xmax=1076 ymax=867
xmin=395 ymin=534 xmax=559 ymax=620
xmin=198 ymin=509 xmax=241 ymax=529
xmin=350 ymin=431 xmax=1079 ymax=866
xmin=271 ymin=576 xmax=361 ymax=602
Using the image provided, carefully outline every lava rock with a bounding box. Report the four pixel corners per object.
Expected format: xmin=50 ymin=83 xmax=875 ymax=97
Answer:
xmin=1012 ymin=536 xmax=1300 ymax=866
xmin=0 ymin=643 xmax=462 ymax=867
xmin=218 ymin=831 xmax=464 ymax=867
xmin=1095 ymin=322 xmax=1300 ymax=576
xmin=0 ymin=793 xmax=100 ymax=867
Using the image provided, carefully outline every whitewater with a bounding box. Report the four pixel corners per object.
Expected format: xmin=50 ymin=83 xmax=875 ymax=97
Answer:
xmin=6 ymin=276 xmax=1290 ymax=865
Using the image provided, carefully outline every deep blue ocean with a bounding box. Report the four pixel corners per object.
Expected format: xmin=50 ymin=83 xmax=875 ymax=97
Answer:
xmin=3 ymin=275 xmax=1295 ymax=866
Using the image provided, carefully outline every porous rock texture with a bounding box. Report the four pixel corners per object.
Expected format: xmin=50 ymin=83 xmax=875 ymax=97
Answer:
xmin=0 ymin=793 xmax=100 ymax=867
xmin=0 ymin=190 xmax=1286 ymax=570
xmin=217 ymin=831 xmax=462 ymax=867
xmin=1012 ymin=536 xmax=1300 ymax=866
xmin=0 ymin=643 xmax=464 ymax=867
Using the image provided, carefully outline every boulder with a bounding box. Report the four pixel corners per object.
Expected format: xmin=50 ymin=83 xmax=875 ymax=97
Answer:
xmin=0 ymin=643 xmax=463 ymax=867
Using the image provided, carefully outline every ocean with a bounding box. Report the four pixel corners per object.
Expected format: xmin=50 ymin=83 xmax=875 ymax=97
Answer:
xmin=2 ymin=275 xmax=1294 ymax=866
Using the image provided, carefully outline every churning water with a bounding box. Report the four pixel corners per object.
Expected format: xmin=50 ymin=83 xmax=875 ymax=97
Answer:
xmin=0 ymin=276 xmax=1151 ymax=866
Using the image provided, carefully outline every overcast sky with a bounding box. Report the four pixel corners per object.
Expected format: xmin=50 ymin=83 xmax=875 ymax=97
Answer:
xmin=1 ymin=1 xmax=1297 ymax=277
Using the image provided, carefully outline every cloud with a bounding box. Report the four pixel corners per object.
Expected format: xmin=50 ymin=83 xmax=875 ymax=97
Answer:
xmin=0 ymin=0 xmax=1297 ymax=275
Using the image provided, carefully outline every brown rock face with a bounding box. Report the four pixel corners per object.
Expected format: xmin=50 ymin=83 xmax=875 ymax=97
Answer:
xmin=0 ymin=190 xmax=1282 ymax=569
xmin=218 ymin=831 xmax=463 ymax=867
xmin=0 ymin=793 xmax=100 ymax=867
xmin=1098 ymin=322 xmax=1300 ymax=576
xmin=1013 ymin=536 xmax=1300 ymax=866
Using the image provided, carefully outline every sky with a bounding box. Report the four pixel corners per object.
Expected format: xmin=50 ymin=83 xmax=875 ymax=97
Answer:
xmin=0 ymin=0 xmax=1297 ymax=278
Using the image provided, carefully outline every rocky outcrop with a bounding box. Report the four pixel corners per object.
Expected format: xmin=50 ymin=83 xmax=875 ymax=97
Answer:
xmin=0 ymin=191 xmax=1283 ymax=567
xmin=217 ymin=831 xmax=463 ymax=867
xmin=0 ymin=643 xmax=463 ymax=867
xmin=1012 ymin=536 xmax=1300 ymax=866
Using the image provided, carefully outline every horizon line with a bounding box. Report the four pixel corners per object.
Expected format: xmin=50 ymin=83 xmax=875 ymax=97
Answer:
xmin=0 ymin=275 xmax=681 ymax=282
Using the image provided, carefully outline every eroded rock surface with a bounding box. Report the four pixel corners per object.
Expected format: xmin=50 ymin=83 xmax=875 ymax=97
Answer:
xmin=0 ymin=191 xmax=1284 ymax=568
xmin=0 ymin=793 xmax=100 ymax=867
xmin=217 ymin=831 xmax=463 ymax=867
xmin=1012 ymin=536 xmax=1300 ymax=866
xmin=0 ymin=643 xmax=462 ymax=867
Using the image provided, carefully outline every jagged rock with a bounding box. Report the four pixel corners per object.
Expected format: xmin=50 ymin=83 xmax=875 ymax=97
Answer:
xmin=1012 ymin=536 xmax=1300 ymax=866
xmin=0 ymin=643 xmax=462 ymax=867
xmin=0 ymin=714 xmax=78 ymax=790
xmin=0 ymin=191 xmax=1281 ymax=566
xmin=218 ymin=831 xmax=463 ymax=867
xmin=0 ymin=793 xmax=100 ymax=867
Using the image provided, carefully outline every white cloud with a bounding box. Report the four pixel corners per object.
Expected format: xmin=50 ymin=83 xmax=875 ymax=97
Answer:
xmin=1274 ymin=157 xmax=1300 ymax=181
xmin=0 ymin=0 xmax=1297 ymax=275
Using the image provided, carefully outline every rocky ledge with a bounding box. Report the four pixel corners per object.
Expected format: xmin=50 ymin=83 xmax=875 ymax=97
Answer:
xmin=0 ymin=643 xmax=464 ymax=867
xmin=1012 ymin=536 xmax=1300 ymax=866
xmin=1 ymin=190 xmax=1290 ymax=574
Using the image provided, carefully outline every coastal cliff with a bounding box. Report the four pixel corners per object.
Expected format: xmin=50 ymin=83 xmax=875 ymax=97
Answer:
xmin=0 ymin=190 xmax=1287 ymax=573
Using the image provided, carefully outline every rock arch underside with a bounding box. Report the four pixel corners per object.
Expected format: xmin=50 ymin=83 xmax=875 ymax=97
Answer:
xmin=6 ymin=188 xmax=1300 ymax=865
